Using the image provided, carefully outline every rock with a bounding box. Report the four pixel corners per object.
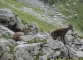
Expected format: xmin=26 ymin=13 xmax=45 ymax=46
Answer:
xmin=0 ymin=52 xmax=13 ymax=60
xmin=66 ymin=3 xmax=70 ymax=6
xmin=76 ymin=51 xmax=83 ymax=57
xmin=0 ymin=8 xmax=24 ymax=32
xmin=18 ymin=0 xmax=45 ymax=8
xmin=81 ymin=39 xmax=83 ymax=42
xmin=47 ymin=39 xmax=64 ymax=49
xmin=20 ymin=35 xmax=34 ymax=42
xmin=0 ymin=8 xmax=16 ymax=26
xmin=0 ymin=25 xmax=15 ymax=36
xmin=73 ymin=3 xmax=77 ymax=6
xmin=65 ymin=35 xmax=74 ymax=45
xmin=0 ymin=46 xmax=3 ymax=52
xmin=14 ymin=43 xmax=42 ymax=60
xmin=27 ymin=22 xmax=40 ymax=35
xmin=59 ymin=45 xmax=77 ymax=58
xmin=0 ymin=38 xmax=16 ymax=60
xmin=34 ymin=33 xmax=46 ymax=40
xmin=39 ymin=55 xmax=48 ymax=60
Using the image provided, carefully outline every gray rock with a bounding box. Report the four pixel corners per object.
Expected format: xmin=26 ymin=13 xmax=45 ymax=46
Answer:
xmin=0 ymin=8 xmax=24 ymax=31
xmin=14 ymin=43 xmax=41 ymax=60
xmin=0 ymin=25 xmax=14 ymax=36
xmin=0 ymin=38 xmax=16 ymax=60
xmin=34 ymin=33 xmax=46 ymax=40
xmin=47 ymin=39 xmax=64 ymax=49
xmin=20 ymin=35 xmax=35 ymax=42
xmin=26 ymin=22 xmax=40 ymax=35
xmin=0 ymin=52 xmax=13 ymax=60
xmin=18 ymin=0 xmax=45 ymax=8
xmin=0 ymin=8 xmax=16 ymax=26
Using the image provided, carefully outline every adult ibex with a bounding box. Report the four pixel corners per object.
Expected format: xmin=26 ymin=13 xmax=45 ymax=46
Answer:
xmin=12 ymin=27 xmax=31 ymax=41
xmin=50 ymin=24 xmax=73 ymax=44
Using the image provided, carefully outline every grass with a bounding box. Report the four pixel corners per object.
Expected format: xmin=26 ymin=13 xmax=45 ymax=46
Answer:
xmin=0 ymin=0 xmax=55 ymax=32
xmin=8 ymin=46 xmax=16 ymax=60
xmin=9 ymin=46 xmax=14 ymax=54
xmin=55 ymin=0 xmax=83 ymax=32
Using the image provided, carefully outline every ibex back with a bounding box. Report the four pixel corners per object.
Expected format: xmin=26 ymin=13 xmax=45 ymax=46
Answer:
xmin=50 ymin=24 xmax=73 ymax=44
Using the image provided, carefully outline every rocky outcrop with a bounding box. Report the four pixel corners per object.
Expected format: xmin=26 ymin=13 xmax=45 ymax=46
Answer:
xmin=0 ymin=23 xmax=83 ymax=60
xmin=0 ymin=8 xmax=83 ymax=60
xmin=0 ymin=8 xmax=24 ymax=32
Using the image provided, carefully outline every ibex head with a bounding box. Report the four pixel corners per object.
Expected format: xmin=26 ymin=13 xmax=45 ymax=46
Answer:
xmin=69 ymin=24 xmax=74 ymax=31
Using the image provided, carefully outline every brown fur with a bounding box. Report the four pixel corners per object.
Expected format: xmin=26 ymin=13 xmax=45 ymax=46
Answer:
xmin=50 ymin=24 xmax=73 ymax=44
xmin=12 ymin=27 xmax=31 ymax=41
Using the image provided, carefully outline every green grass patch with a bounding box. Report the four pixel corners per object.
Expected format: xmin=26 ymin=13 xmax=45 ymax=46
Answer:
xmin=8 ymin=45 xmax=16 ymax=60
xmin=9 ymin=46 xmax=14 ymax=54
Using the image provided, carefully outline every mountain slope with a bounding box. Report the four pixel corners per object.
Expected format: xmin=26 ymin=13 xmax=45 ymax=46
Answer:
xmin=0 ymin=0 xmax=55 ymax=32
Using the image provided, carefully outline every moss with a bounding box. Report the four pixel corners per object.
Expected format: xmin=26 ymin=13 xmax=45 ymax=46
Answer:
xmin=0 ymin=51 xmax=5 ymax=58
xmin=35 ymin=52 xmax=45 ymax=60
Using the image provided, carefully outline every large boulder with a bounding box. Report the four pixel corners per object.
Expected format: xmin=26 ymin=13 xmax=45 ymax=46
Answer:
xmin=14 ymin=43 xmax=42 ymax=60
xmin=0 ymin=38 xmax=16 ymax=60
xmin=0 ymin=8 xmax=24 ymax=32
xmin=26 ymin=22 xmax=40 ymax=35
xmin=0 ymin=8 xmax=17 ymax=26
xmin=0 ymin=25 xmax=14 ymax=36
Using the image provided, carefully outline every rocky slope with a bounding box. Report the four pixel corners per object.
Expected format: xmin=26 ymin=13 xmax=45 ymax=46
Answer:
xmin=19 ymin=0 xmax=67 ymax=27
xmin=0 ymin=8 xmax=83 ymax=60
xmin=0 ymin=0 xmax=83 ymax=60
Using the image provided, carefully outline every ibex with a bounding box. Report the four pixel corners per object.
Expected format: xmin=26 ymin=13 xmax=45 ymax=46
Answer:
xmin=50 ymin=24 xmax=73 ymax=44
xmin=12 ymin=27 xmax=31 ymax=41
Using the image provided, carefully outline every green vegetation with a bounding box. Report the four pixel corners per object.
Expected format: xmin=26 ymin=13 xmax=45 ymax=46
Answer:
xmin=9 ymin=46 xmax=14 ymax=54
xmin=8 ymin=46 xmax=16 ymax=60
xmin=0 ymin=51 xmax=5 ymax=58
xmin=1 ymin=34 xmax=12 ymax=39
xmin=35 ymin=52 xmax=45 ymax=60
xmin=71 ymin=33 xmax=83 ymax=39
